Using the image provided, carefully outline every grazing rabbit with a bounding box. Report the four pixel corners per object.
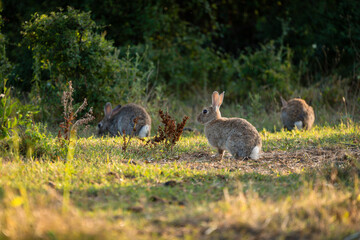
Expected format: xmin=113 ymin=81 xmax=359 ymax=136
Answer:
xmin=97 ymin=102 xmax=151 ymax=137
xmin=280 ymin=97 xmax=315 ymax=131
xmin=197 ymin=91 xmax=262 ymax=160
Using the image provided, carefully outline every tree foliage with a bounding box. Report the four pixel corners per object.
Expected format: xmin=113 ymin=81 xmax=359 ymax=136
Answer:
xmin=22 ymin=8 xmax=119 ymax=112
xmin=21 ymin=7 xmax=154 ymax=120
xmin=0 ymin=0 xmax=359 ymax=119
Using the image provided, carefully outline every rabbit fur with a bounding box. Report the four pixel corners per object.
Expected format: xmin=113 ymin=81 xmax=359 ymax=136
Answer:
xmin=197 ymin=91 xmax=262 ymax=160
xmin=97 ymin=102 xmax=151 ymax=137
xmin=280 ymin=97 xmax=315 ymax=131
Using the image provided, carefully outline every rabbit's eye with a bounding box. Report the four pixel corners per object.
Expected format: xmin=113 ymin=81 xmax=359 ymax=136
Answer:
xmin=203 ymin=109 xmax=208 ymax=114
xmin=98 ymin=123 xmax=102 ymax=128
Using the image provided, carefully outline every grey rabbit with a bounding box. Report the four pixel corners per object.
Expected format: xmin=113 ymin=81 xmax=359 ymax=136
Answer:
xmin=280 ymin=97 xmax=315 ymax=131
xmin=197 ymin=91 xmax=262 ymax=160
xmin=97 ymin=102 xmax=151 ymax=137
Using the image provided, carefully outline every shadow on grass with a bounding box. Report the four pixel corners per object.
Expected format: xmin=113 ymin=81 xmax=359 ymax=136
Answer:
xmin=68 ymin=171 xmax=304 ymax=212
xmin=69 ymin=152 xmax=360 ymax=212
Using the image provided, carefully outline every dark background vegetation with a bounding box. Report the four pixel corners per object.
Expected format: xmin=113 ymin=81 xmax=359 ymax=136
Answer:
xmin=0 ymin=0 xmax=359 ymax=125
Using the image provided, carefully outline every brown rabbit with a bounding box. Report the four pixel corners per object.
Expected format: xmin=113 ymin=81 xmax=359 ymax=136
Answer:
xmin=97 ymin=102 xmax=151 ymax=137
xmin=197 ymin=91 xmax=262 ymax=160
xmin=280 ymin=97 xmax=315 ymax=131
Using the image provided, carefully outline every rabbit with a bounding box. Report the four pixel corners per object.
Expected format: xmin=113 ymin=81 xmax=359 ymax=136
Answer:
xmin=97 ymin=102 xmax=151 ymax=137
xmin=197 ymin=91 xmax=262 ymax=160
xmin=280 ymin=96 xmax=315 ymax=131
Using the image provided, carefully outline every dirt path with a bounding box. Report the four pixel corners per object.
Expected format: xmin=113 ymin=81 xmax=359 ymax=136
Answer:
xmin=162 ymin=146 xmax=360 ymax=174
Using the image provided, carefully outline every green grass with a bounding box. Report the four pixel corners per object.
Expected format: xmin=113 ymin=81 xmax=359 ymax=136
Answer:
xmin=0 ymin=123 xmax=360 ymax=239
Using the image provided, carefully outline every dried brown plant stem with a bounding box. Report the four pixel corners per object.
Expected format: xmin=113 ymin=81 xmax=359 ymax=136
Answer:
xmin=58 ymin=81 xmax=95 ymax=144
xmin=147 ymin=109 xmax=189 ymax=150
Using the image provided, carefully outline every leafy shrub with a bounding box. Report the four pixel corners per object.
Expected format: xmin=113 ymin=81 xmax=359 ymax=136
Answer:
xmin=231 ymin=42 xmax=298 ymax=105
xmin=138 ymin=36 xmax=237 ymax=99
xmin=139 ymin=38 xmax=298 ymax=108
xmin=19 ymin=123 xmax=53 ymax=159
xmin=0 ymin=42 xmax=55 ymax=159
xmin=22 ymin=7 xmax=155 ymax=121
xmin=0 ymin=121 xmax=68 ymax=160
xmin=0 ymin=80 xmax=17 ymax=139
xmin=0 ymin=78 xmax=38 ymax=140
xmin=0 ymin=78 xmax=52 ymax=159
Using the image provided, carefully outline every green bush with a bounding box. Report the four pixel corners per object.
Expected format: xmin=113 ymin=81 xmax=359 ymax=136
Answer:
xmin=231 ymin=42 xmax=297 ymax=105
xmin=0 ymin=81 xmax=58 ymax=160
xmin=19 ymin=123 xmax=51 ymax=159
xmin=22 ymin=7 xmax=155 ymax=121
xmin=137 ymin=36 xmax=238 ymax=99
xmin=138 ymin=36 xmax=298 ymax=107
xmin=0 ymin=68 xmax=50 ymax=159
xmin=0 ymin=79 xmax=17 ymax=139
xmin=0 ymin=121 xmax=64 ymax=160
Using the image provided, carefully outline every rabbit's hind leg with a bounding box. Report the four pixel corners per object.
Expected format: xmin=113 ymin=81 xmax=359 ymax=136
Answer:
xmin=225 ymin=134 xmax=248 ymax=160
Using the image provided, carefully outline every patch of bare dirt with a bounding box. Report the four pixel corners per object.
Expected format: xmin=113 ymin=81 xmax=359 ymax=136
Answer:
xmin=159 ymin=147 xmax=360 ymax=174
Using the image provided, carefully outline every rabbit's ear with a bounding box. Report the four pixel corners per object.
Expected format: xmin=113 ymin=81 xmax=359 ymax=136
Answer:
xmin=212 ymin=91 xmax=219 ymax=108
xmin=280 ymin=96 xmax=287 ymax=107
xmin=104 ymin=102 xmax=113 ymax=119
xmin=218 ymin=91 xmax=225 ymax=108
xmin=111 ymin=104 xmax=122 ymax=117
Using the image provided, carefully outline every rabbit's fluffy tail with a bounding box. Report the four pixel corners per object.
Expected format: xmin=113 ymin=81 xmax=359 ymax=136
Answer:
xmin=294 ymin=121 xmax=303 ymax=130
xmin=250 ymin=146 xmax=261 ymax=160
xmin=139 ymin=125 xmax=150 ymax=138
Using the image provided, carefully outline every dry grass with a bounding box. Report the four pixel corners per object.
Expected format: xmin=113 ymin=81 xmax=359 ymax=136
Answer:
xmin=0 ymin=187 xmax=116 ymax=239
xmin=194 ymin=182 xmax=360 ymax=239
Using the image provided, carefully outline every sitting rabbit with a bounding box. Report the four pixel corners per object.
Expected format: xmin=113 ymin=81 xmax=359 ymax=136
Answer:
xmin=97 ymin=102 xmax=151 ymax=137
xmin=197 ymin=91 xmax=262 ymax=160
xmin=280 ymin=97 xmax=315 ymax=131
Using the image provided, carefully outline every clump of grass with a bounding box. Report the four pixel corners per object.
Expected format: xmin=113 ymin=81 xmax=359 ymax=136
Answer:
xmin=58 ymin=81 xmax=94 ymax=143
xmin=178 ymin=181 xmax=360 ymax=239
xmin=147 ymin=109 xmax=189 ymax=150
xmin=0 ymin=186 xmax=117 ymax=240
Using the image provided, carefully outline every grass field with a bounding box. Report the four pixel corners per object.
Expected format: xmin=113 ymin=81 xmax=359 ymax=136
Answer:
xmin=0 ymin=122 xmax=360 ymax=239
